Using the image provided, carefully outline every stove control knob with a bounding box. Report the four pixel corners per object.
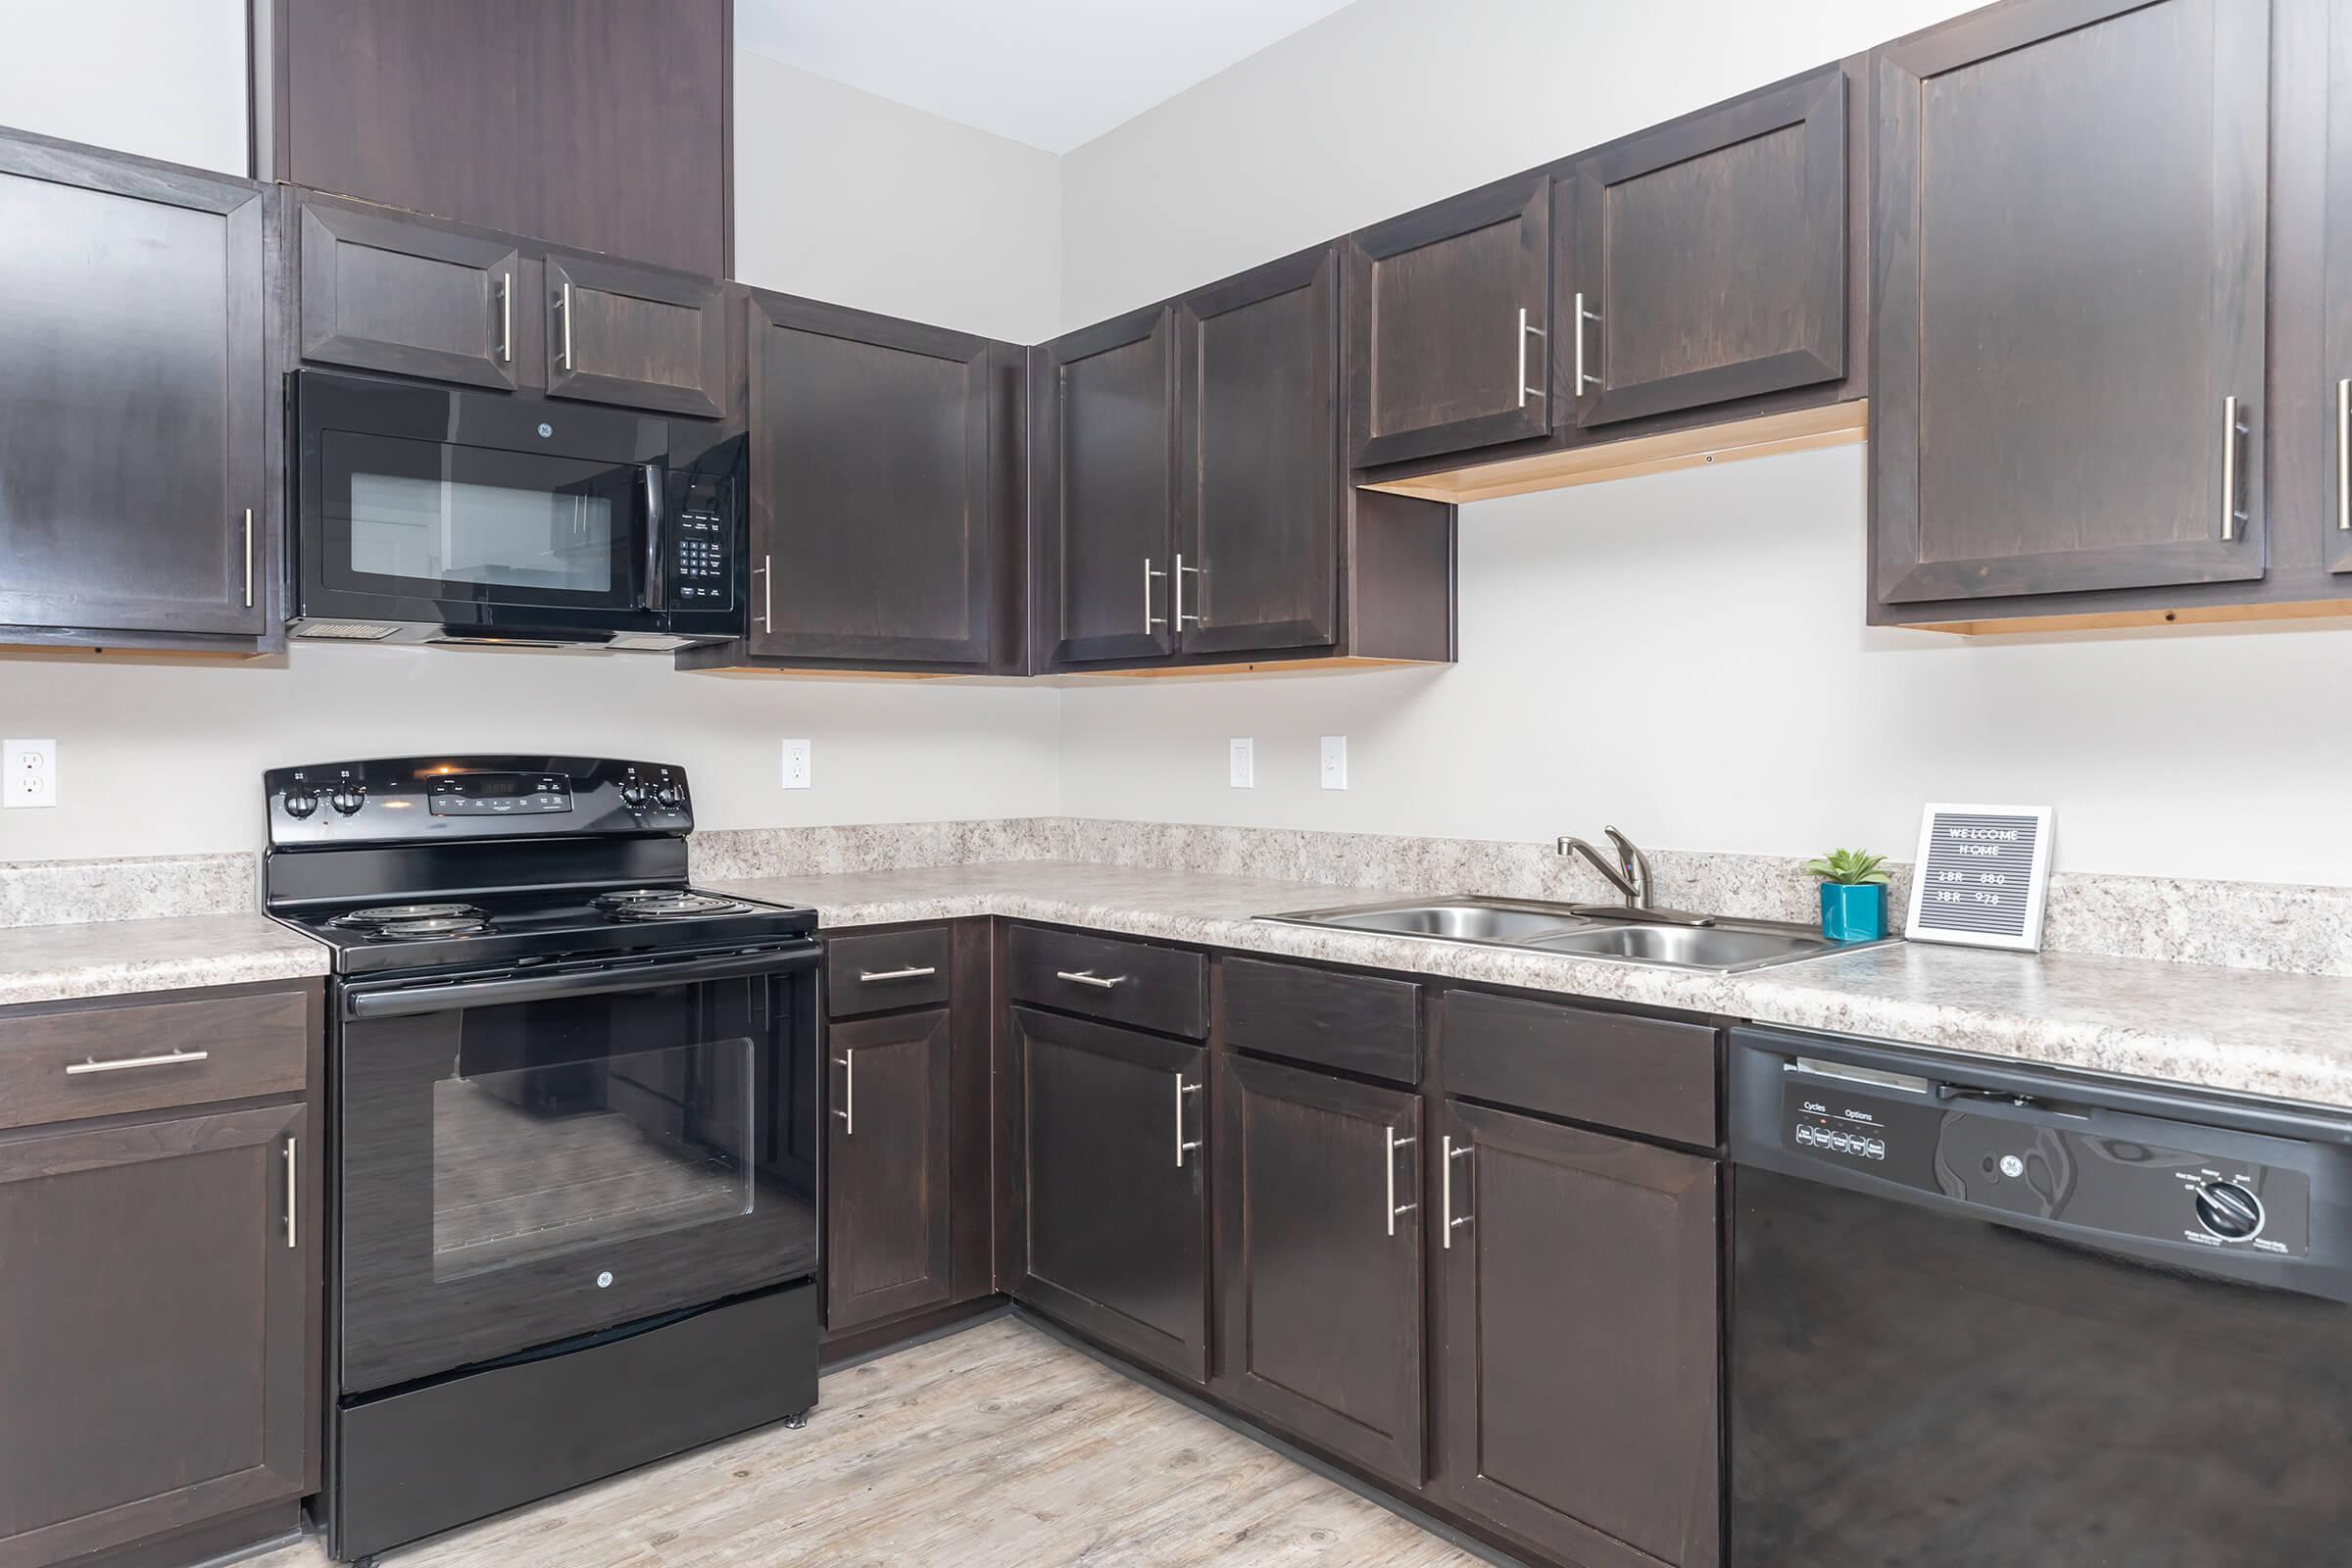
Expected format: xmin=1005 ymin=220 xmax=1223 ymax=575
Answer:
xmin=2193 ymin=1180 xmax=2264 ymax=1241
xmin=327 ymin=785 xmax=366 ymax=816
xmin=282 ymin=788 xmax=318 ymax=819
xmin=654 ymin=782 xmax=683 ymax=809
xmin=619 ymin=781 xmax=649 ymax=808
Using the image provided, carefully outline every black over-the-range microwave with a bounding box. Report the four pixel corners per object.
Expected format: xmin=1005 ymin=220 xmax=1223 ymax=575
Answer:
xmin=288 ymin=369 xmax=745 ymax=650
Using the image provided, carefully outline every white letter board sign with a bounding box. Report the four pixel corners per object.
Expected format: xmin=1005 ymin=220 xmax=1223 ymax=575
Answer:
xmin=1903 ymin=805 xmax=2055 ymax=952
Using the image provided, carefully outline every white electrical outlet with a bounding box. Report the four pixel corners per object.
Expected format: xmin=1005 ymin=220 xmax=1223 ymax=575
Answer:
xmin=781 ymin=739 xmax=812 ymax=790
xmin=1228 ymin=738 xmax=1254 ymax=789
xmin=5 ymin=739 xmax=56 ymax=809
xmin=1319 ymin=735 xmax=1348 ymax=791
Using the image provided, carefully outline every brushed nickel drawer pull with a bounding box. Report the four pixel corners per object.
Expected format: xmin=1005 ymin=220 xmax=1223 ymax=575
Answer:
xmin=498 ymin=271 xmax=514 ymax=365
xmin=284 ymin=1136 xmax=298 ymax=1249
xmin=1174 ymin=1076 xmax=1202 ymax=1168
xmin=1054 ymin=969 xmax=1125 ymax=990
xmin=66 ymin=1049 xmax=209 ymax=1076
xmin=1386 ymin=1127 xmax=1418 ymax=1237
xmin=559 ymin=280 xmax=574 ymax=371
xmin=833 ymin=1053 xmax=855 ymax=1135
xmin=858 ymin=965 xmax=938 ymax=983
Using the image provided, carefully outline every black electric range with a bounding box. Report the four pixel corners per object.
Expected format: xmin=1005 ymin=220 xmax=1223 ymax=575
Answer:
xmin=264 ymin=756 xmax=821 ymax=1563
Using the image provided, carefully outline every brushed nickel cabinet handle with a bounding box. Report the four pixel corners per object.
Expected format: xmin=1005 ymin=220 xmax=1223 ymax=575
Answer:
xmin=2222 ymin=395 xmax=2249 ymax=542
xmin=1574 ymin=290 xmax=1602 ymax=390
xmin=284 ymin=1136 xmax=298 ymax=1250
xmin=752 ymin=556 xmax=771 ymax=631
xmin=66 ymin=1049 xmax=209 ymax=1076
xmin=858 ymin=965 xmax=937 ymax=983
xmin=241 ymin=509 xmax=254 ymax=609
xmin=1517 ymin=307 xmax=1547 ymax=407
xmin=1054 ymin=969 xmax=1125 ymax=990
xmin=1442 ymin=1135 xmax=1473 ymax=1250
xmin=1175 ymin=554 xmax=1200 ymax=629
xmin=834 ymin=1052 xmax=855 ymax=1136
xmin=1386 ymin=1127 xmax=1418 ymax=1237
xmin=559 ymin=280 xmax=574 ymax=371
xmin=1173 ymin=1075 xmax=1202 ymax=1168
xmin=498 ymin=271 xmax=513 ymax=365
xmin=1143 ymin=557 xmax=1168 ymax=632
xmin=2337 ymin=379 xmax=2349 ymax=532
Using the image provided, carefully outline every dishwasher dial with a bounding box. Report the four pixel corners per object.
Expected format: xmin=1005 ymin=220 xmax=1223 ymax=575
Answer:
xmin=2192 ymin=1180 xmax=2265 ymax=1242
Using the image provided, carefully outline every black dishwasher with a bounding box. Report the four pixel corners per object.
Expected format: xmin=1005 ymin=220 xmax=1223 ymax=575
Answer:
xmin=1728 ymin=1027 xmax=2352 ymax=1568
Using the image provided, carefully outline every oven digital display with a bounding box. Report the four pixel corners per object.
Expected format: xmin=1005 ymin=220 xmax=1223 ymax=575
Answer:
xmin=426 ymin=772 xmax=572 ymax=816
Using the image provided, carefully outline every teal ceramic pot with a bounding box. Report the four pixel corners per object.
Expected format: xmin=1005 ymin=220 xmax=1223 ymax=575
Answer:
xmin=1819 ymin=881 xmax=1886 ymax=943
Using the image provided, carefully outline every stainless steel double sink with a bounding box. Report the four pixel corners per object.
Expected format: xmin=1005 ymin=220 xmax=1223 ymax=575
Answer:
xmin=1257 ymin=894 xmax=1890 ymax=974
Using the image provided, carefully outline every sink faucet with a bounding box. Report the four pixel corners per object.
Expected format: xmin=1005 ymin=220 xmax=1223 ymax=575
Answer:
xmin=1555 ymin=826 xmax=1713 ymax=926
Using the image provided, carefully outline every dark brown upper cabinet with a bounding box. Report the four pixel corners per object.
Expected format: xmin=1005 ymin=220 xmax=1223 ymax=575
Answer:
xmin=264 ymin=0 xmax=731 ymax=279
xmin=1871 ymin=0 xmax=2271 ymax=613
xmin=1176 ymin=246 xmax=1343 ymax=656
xmin=716 ymin=293 xmax=1021 ymax=673
xmin=1003 ymin=1004 xmax=1210 ymax=1385
xmin=1438 ymin=1100 xmax=1720 ymax=1568
xmin=0 ymin=1099 xmax=311 ymax=1566
xmin=2313 ymin=0 xmax=2352 ymax=578
xmin=1559 ymin=64 xmax=1851 ymax=435
xmin=1031 ymin=306 xmax=1182 ymax=667
xmin=1346 ymin=173 xmax=1551 ymax=468
xmin=825 ymin=1005 xmax=956 ymax=1333
xmin=296 ymin=191 xmax=526 ymax=391
xmin=544 ymin=254 xmax=726 ymax=418
xmin=0 ymin=131 xmax=271 ymax=652
xmin=1213 ymin=1052 xmax=1425 ymax=1491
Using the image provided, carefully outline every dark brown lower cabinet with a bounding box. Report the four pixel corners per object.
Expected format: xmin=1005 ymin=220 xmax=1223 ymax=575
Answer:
xmin=825 ymin=1006 xmax=955 ymax=1332
xmin=1439 ymin=1100 xmax=1721 ymax=1568
xmin=1005 ymin=1004 xmax=1209 ymax=1383
xmin=1214 ymin=1053 xmax=1424 ymax=1488
xmin=0 ymin=1100 xmax=310 ymax=1567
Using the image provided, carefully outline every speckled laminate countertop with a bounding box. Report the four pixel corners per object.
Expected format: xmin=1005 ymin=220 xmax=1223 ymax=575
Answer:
xmin=710 ymin=861 xmax=2352 ymax=1114
xmin=0 ymin=914 xmax=330 ymax=1007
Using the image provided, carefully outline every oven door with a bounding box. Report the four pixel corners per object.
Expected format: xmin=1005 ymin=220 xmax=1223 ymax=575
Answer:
xmin=335 ymin=945 xmax=819 ymax=1396
xmin=295 ymin=371 xmax=669 ymax=638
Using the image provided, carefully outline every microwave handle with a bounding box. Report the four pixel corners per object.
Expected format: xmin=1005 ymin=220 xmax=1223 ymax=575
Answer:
xmin=642 ymin=465 xmax=666 ymax=612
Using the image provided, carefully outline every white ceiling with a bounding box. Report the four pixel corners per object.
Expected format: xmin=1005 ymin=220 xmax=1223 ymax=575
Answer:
xmin=734 ymin=0 xmax=1359 ymax=154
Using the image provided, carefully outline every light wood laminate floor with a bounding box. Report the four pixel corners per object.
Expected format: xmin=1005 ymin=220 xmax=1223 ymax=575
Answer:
xmin=251 ymin=1315 xmax=1494 ymax=1567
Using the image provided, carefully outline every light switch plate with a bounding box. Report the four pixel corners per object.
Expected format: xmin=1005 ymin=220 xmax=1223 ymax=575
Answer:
xmin=1228 ymin=738 xmax=1254 ymax=789
xmin=781 ymin=739 xmax=811 ymax=790
xmin=1319 ymin=735 xmax=1348 ymax=791
xmin=5 ymin=739 xmax=55 ymax=808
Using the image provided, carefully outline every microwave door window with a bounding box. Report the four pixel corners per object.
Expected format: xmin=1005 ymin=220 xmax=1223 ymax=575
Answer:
xmin=323 ymin=429 xmax=640 ymax=611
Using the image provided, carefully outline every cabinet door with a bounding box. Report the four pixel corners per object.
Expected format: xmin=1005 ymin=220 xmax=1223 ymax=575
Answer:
xmin=0 ymin=1102 xmax=308 ymax=1566
xmin=1214 ymin=1053 xmax=1423 ymax=1488
xmin=297 ymin=195 xmax=526 ymax=390
xmin=1873 ymin=0 xmax=2269 ymax=607
xmin=545 ymin=254 xmax=726 ymax=418
xmin=825 ymin=1006 xmax=955 ymax=1332
xmin=1033 ymin=308 xmax=1179 ymax=667
xmin=2323 ymin=0 xmax=2352 ymax=576
xmin=1005 ymin=1005 xmax=1207 ymax=1382
xmin=1439 ymin=1102 xmax=1720 ymax=1568
xmin=0 ymin=136 xmax=266 ymax=638
xmin=747 ymin=296 xmax=1002 ymax=666
xmin=1563 ymin=66 xmax=1847 ymax=431
xmin=1346 ymin=174 xmax=1550 ymax=468
xmin=1176 ymin=247 xmax=1342 ymax=656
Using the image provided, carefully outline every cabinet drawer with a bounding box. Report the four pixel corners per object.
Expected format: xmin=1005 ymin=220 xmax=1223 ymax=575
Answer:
xmin=1441 ymin=990 xmax=1716 ymax=1148
xmin=1004 ymin=925 xmax=1206 ymax=1040
xmin=0 ymin=986 xmax=313 ymax=1133
xmin=825 ymin=925 xmax=954 ymax=1018
xmin=1220 ymin=956 xmax=1421 ymax=1084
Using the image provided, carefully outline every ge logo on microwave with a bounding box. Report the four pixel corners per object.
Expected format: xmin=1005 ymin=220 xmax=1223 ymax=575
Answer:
xmin=537 ymin=422 xmax=554 ymax=438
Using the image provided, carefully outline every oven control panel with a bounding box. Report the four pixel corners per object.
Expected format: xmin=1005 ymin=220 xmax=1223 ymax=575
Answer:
xmin=266 ymin=756 xmax=692 ymax=846
xmin=1779 ymin=1074 xmax=2313 ymax=1258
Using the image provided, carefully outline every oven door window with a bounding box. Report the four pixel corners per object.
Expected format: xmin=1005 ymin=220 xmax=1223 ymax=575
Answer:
xmin=338 ymin=967 xmax=816 ymax=1395
xmin=318 ymin=429 xmax=645 ymax=611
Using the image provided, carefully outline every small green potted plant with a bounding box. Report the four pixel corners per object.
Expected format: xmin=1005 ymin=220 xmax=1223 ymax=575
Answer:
xmin=1803 ymin=848 xmax=1891 ymax=943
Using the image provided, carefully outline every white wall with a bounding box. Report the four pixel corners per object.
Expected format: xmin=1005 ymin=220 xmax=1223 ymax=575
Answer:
xmin=735 ymin=52 xmax=1062 ymax=342
xmin=0 ymin=0 xmax=249 ymax=173
xmin=1052 ymin=0 xmax=2352 ymax=886
xmin=0 ymin=12 xmax=1066 ymax=865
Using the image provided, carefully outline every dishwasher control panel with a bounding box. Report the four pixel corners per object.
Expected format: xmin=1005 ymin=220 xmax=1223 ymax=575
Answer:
xmin=1781 ymin=1076 xmax=2313 ymax=1258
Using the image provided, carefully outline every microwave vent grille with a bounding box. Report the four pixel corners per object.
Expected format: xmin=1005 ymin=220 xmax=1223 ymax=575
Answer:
xmin=296 ymin=621 xmax=400 ymax=641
